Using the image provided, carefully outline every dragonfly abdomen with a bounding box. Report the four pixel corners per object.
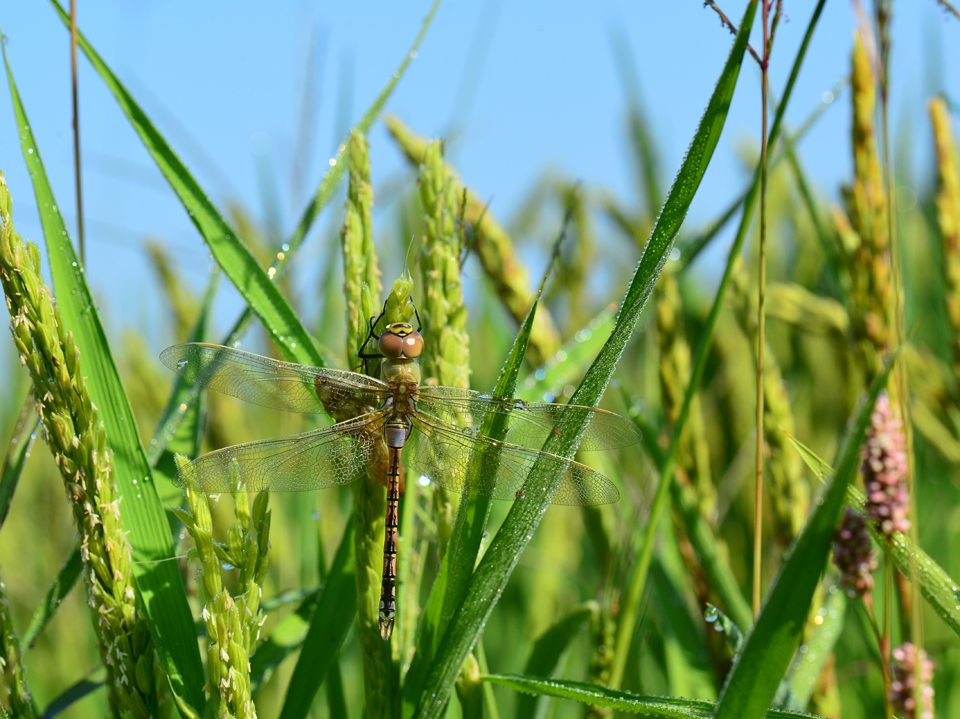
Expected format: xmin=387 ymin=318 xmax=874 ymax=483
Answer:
xmin=378 ymin=418 xmax=409 ymax=640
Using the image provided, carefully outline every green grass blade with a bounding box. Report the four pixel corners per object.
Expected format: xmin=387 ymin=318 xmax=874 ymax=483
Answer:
xmin=21 ymin=545 xmax=81 ymax=649
xmin=608 ymin=0 xmax=758 ymax=686
xmin=403 ymin=274 xmax=542 ymax=711
xmin=514 ymin=603 xmax=596 ymax=719
xmin=278 ymin=517 xmax=357 ymax=719
xmin=40 ymin=668 xmax=107 ymax=718
xmin=517 ymin=306 xmax=617 ymax=403
xmin=632 ymin=413 xmax=752 ymax=631
xmin=482 ymin=675 xmax=826 ymax=719
xmin=703 ymin=603 xmax=745 ymax=654
xmin=788 ymin=431 xmax=960 ymax=640
xmin=612 ymin=0 xmax=826 ymax=688
xmin=0 ymin=395 xmax=37 ymax=530
xmin=250 ymin=590 xmax=320 ymax=690
xmin=654 ymin=523 xmax=717 ymax=700
xmin=713 ymin=363 xmax=892 ymax=718
xmin=410 ymin=6 xmax=756 ymax=716
xmin=782 ymin=588 xmax=846 ymax=710
xmin=3 ymin=43 xmax=205 ymax=714
xmin=785 ymin=433 xmax=832 ymax=483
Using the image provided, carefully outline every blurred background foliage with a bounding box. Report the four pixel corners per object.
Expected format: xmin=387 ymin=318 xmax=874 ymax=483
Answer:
xmin=1 ymin=4 xmax=960 ymax=718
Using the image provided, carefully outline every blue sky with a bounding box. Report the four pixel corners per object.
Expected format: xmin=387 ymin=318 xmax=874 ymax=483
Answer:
xmin=0 ymin=1 xmax=958 ymax=349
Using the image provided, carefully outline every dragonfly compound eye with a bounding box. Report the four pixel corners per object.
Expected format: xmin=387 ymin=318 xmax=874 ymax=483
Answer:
xmin=380 ymin=324 xmax=424 ymax=359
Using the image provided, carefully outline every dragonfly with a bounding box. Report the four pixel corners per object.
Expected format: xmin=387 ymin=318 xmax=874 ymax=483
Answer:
xmin=161 ymin=308 xmax=641 ymax=640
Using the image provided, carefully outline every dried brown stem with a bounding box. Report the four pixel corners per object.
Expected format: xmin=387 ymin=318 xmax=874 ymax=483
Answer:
xmin=703 ymin=1 xmax=762 ymax=65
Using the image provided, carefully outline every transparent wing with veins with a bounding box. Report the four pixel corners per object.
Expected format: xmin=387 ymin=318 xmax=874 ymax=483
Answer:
xmin=415 ymin=386 xmax=642 ymax=453
xmin=176 ymin=413 xmax=391 ymax=493
xmin=160 ymin=343 xmax=390 ymax=416
xmin=407 ymin=412 xmax=621 ymax=506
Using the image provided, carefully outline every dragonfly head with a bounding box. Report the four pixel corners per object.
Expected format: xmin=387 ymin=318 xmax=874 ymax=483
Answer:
xmin=380 ymin=323 xmax=424 ymax=360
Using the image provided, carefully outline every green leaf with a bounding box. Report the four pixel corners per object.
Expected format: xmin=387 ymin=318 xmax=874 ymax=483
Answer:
xmin=518 ymin=306 xmax=617 ymax=403
xmin=609 ymin=0 xmax=759 ymax=687
xmin=784 ymin=432 xmax=832 ymax=482
xmin=514 ymin=604 xmax=596 ymax=719
xmin=631 ymin=412 xmax=752 ymax=633
xmin=409 ymin=5 xmax=755 ymax=714
xmin=613 ymin=0 xmax=828 ymax=689
xmin=704 ymin=603 xmax=744 ymax=655
xmin=654 ymin=521 xmax=717 ymax=700
xmin=481 ymin=675 xmax=825 ymax=718
xmin=0 ymin=395 xmax=37 ymax=531
xmin=278 ymin=517 xmax=357 ymax=719
xmin=3 ymin=40 xmax=205 ymax=714
xmin=782 ymin=588 xmax=846 ymax=710
xmin=713 ymin=364 xmax=892 ymax=718
xmin=22 ymin=546 xmax=82 ymax=650
xmin=40 ymin=667 xmax=107 ymax=718
xmin=250 ymin=590 xmax=320 ymax=690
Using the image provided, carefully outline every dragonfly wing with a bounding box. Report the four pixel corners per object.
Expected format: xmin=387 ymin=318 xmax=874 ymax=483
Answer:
xmin=160 ymin=343 xmax=389 ymax=414
xmin=408 ymin=413 xmax=619 ymax=506
xmin=416 ymin=387 xmax=641 ymax=451
xmin=178 ymin=413 xmax=389 ymax=493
